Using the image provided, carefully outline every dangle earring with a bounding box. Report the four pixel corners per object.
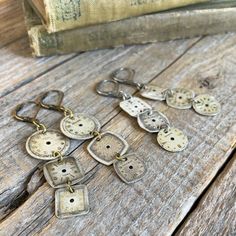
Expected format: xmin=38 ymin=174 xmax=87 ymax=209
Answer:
xmin=111 ymin=68 xmax=221 ymax=116
xmin=38 ymin=90 xmax=147 ymax=184
xmin=96 ymin=79 xmax=189 ymax=152
xmin=13 ymin=101 xmax=89 ymax=219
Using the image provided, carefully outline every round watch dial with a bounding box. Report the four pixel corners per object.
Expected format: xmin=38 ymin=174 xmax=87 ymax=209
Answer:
xmin=137 ymin=110 xmax=170 ymax=133
xmin=193 ymin=94 xmax=221 ymax=116
xmin=157 ymin=127 xmax=188 ymax=152
xmin=166 ymin=88 xmax=194 ymax=109
xmin=26 ymin=129 xmax=70 ymax=160
xmin=60 ymin=113 xmax=101 ymax=140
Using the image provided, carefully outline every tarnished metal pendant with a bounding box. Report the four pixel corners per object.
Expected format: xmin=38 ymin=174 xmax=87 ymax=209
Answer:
xmin=43 ymin=156 xmax=85 ymax=188
xmin=157 ymin=127 xmax=188 ymax=152
xmin=113 ymin=153 xmax=147 ymax=184
xmin=137 ymin=109 xmax=170 ymax=133
xmin=55 ymin=185 xmax=90 ymax=218
xmin=166 ymin=88 xmax=194 ymax=109
xmin=60 ymin=113 xmax=101 ymax=140
xmin=87 ymin=131 xmax=129 ymax=165
xmin=140 ymin=85 xmax=167 ymax=101
xmin=119 ymin=97 xmax=152 ymax=117
xmin=26 ymin=129 xmax=70 ymax=160
xmin=193 ymin=94 xmax=221 ymax=116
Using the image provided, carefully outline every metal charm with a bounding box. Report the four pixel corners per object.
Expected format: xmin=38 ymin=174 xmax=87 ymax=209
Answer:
xmin=137 ymin=109 xmax=170 ymax=133
xmin=60 ymin=113 xmax=101 ymax=140
xmin=119 ymin=97 xmax=152 ymax=117
xmin=55 ymin=185 xmax=90 ymax=218
xmin=113 ymin=153 xmax=147 ymax=184
xmin=140 ymin=85 xmax=167 ymax=101
xmin=43 ymin=156 xmax=85 ymax=188
xmin=87 ymin=131 xmax=129 ymax=165
xmin=26 ymin=129 xmax=70 ymax=160
xmin=193 ymin=94 xmax=221 ymax=116
xmin=166 ymin=88 xmax=195 ymax=109
xmin=157 ymin=127 xmax=188 ymax=152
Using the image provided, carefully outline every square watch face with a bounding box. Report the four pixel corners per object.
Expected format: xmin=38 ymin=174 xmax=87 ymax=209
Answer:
xmin=55 ymin=185 xmax=90 ymax=218
xmin=119 ymin=97 xmax=152 ymax=117
xmin=43 ymin=156 xmax=85 ymax=188
xmin=87 ymin=131 xmax=129 ymax=166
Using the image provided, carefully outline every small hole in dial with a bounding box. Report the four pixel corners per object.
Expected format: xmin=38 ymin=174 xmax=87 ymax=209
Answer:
xmin=129 ymin=166 xmax=133 ymax=169
xmin=170 ymin=137 xmax=175 ymax=141
xmin=70 ymin=198 xmax=74 ymax=203
xmin=62 ymin=169 xmax=67 ymax=173
xmin=179 ymin=96 xmax=182 ymax=99
xmin=106 ymin=145 xmax=111 ymax=149
xmin=46 ymin=141 xmax=51 ymax=145
xmin=205 ymin=104 xmax=209 ymax=107
xmin=152 ymin=119 xmax=156 ymax=122
xmin=79 ymin=124 xmax=83 ymax=127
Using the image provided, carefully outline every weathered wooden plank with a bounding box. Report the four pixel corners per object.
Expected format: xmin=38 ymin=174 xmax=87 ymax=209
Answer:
xmin=0 ymin=33 xmax=235 ymax=235
xmin=0 ymin=37 xmax=76 ymax=97
xmin=0 ymin=38 xmax=198 ymax=221
xmin=0 ymin=0 xmax=26 ymax=47
xmin=176 ymin=152 xmax=236 ymax=236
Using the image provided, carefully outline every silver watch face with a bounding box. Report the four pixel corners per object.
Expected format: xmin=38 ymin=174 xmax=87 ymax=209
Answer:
xmin=43 ymin=156 xmax=85 ymax=188
xmin=60 ymin=113 xmax=101 ymax=140
xmin=55 ymin=185 xmax=90 ymax=219
xmin=166 ymin=88 xmax=194 ymax=109
xmin=26 ymin=130 xmax=70 ymax=160
xmin=87 ymin=131 xmax=129 ymax=166
xmin=137 ymin=110 xmax=170 ymax=133
xmin=113 ymin=153 xmax=147 ymax=184
xmin=193 ymin=94 xmax=221 ymax=116
xmin=119 ymin=97 xmax=152 ymax=117
xmin=157 ymin=127 xmax=188 ymax=152
xmin=140 ymin=85 xmax=167 ymax=101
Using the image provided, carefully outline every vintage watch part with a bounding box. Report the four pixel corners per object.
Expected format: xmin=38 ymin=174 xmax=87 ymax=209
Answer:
xmin=55 ymin=185 xmax=89 ymax=219
xmin=140 ymin=85 xmax=167 ymax=101
xmin=119 ymin=97 xmax=152 ymax=117
xmin=43 ymin=156 xmax=85 ymax=188
xmin=60 ymin=113 xmax=101 ymax=140
xmin=26 ymin=129 xmax=70 ymax=160
xmin=157 ymin=127 xmax=188 ymax=152
xmin=113 ymin=153 xmax=147 ymax=184
xmin=166 ymin=88 xmax=195 ymax=109
xmin=192 ymin=94 xmax=221 ymax=116
xmin=137 ymin=109 xmax=170 ymax=133
xmin=87 ymin=131 xmax=129 ymax=166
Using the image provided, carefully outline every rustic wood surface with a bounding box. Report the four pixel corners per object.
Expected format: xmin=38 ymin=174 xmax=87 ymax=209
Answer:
xmin=0 ymin=1 xmax=235 ymax=235
xmin=176 ymin=152 xmax=236 ymax=236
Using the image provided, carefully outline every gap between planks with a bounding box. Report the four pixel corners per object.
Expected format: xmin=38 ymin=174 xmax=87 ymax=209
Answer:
xmin=173 ymin=148 xmax=236 ymax=235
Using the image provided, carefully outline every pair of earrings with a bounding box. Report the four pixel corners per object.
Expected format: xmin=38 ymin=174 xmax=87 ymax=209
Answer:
xmin=96 ymin=68 xmax=221 ymax=152
xmin=13 ymin=90 xmax=147 ymax=218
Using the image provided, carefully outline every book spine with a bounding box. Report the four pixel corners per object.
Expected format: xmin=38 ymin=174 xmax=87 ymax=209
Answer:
xmin=43 ymin=0 xmax=208 ymax=33
xmin=28 ymin=8 xmax=236 ymax=57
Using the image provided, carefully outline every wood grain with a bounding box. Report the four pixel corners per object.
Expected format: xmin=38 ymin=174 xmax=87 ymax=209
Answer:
xmin=0 ymin=32 xmax=235 ymax=236
xmin=176 ymin=152 xmax=236 ymax=236
xmin=0 ymin=38 xmax=198 ymax=221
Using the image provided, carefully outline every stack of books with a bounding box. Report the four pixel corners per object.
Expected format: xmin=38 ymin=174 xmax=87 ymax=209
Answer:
xmin=24 ymin=0 xmax=236 ymax=57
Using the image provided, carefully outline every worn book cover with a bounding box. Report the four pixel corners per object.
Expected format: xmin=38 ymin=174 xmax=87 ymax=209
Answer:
xmin=27 ymin=0 xmax=209 ymax=33
xmin=23 ymin=0 xmax=236 ymax=57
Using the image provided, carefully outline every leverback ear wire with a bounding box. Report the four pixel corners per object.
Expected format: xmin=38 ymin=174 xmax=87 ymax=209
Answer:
xmin=96 ymin=79 xmax=131 ymax=100
xmin=13 ymin=101 xmax=47 ymax=133
xmin=38 ymin=90 xmax=74 ymax=118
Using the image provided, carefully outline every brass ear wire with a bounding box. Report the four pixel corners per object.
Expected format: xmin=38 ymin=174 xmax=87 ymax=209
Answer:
xmin=37 ymin=90 xmax=74 ymax=118
xmin=13 ymin=101 xmax=47 ymax=133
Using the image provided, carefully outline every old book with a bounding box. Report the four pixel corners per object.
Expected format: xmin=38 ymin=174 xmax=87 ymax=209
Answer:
xmin=27 ymin=0 xmax=209 ymax=33
xmin=23 ymin=0 xmax=236 ymax=57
